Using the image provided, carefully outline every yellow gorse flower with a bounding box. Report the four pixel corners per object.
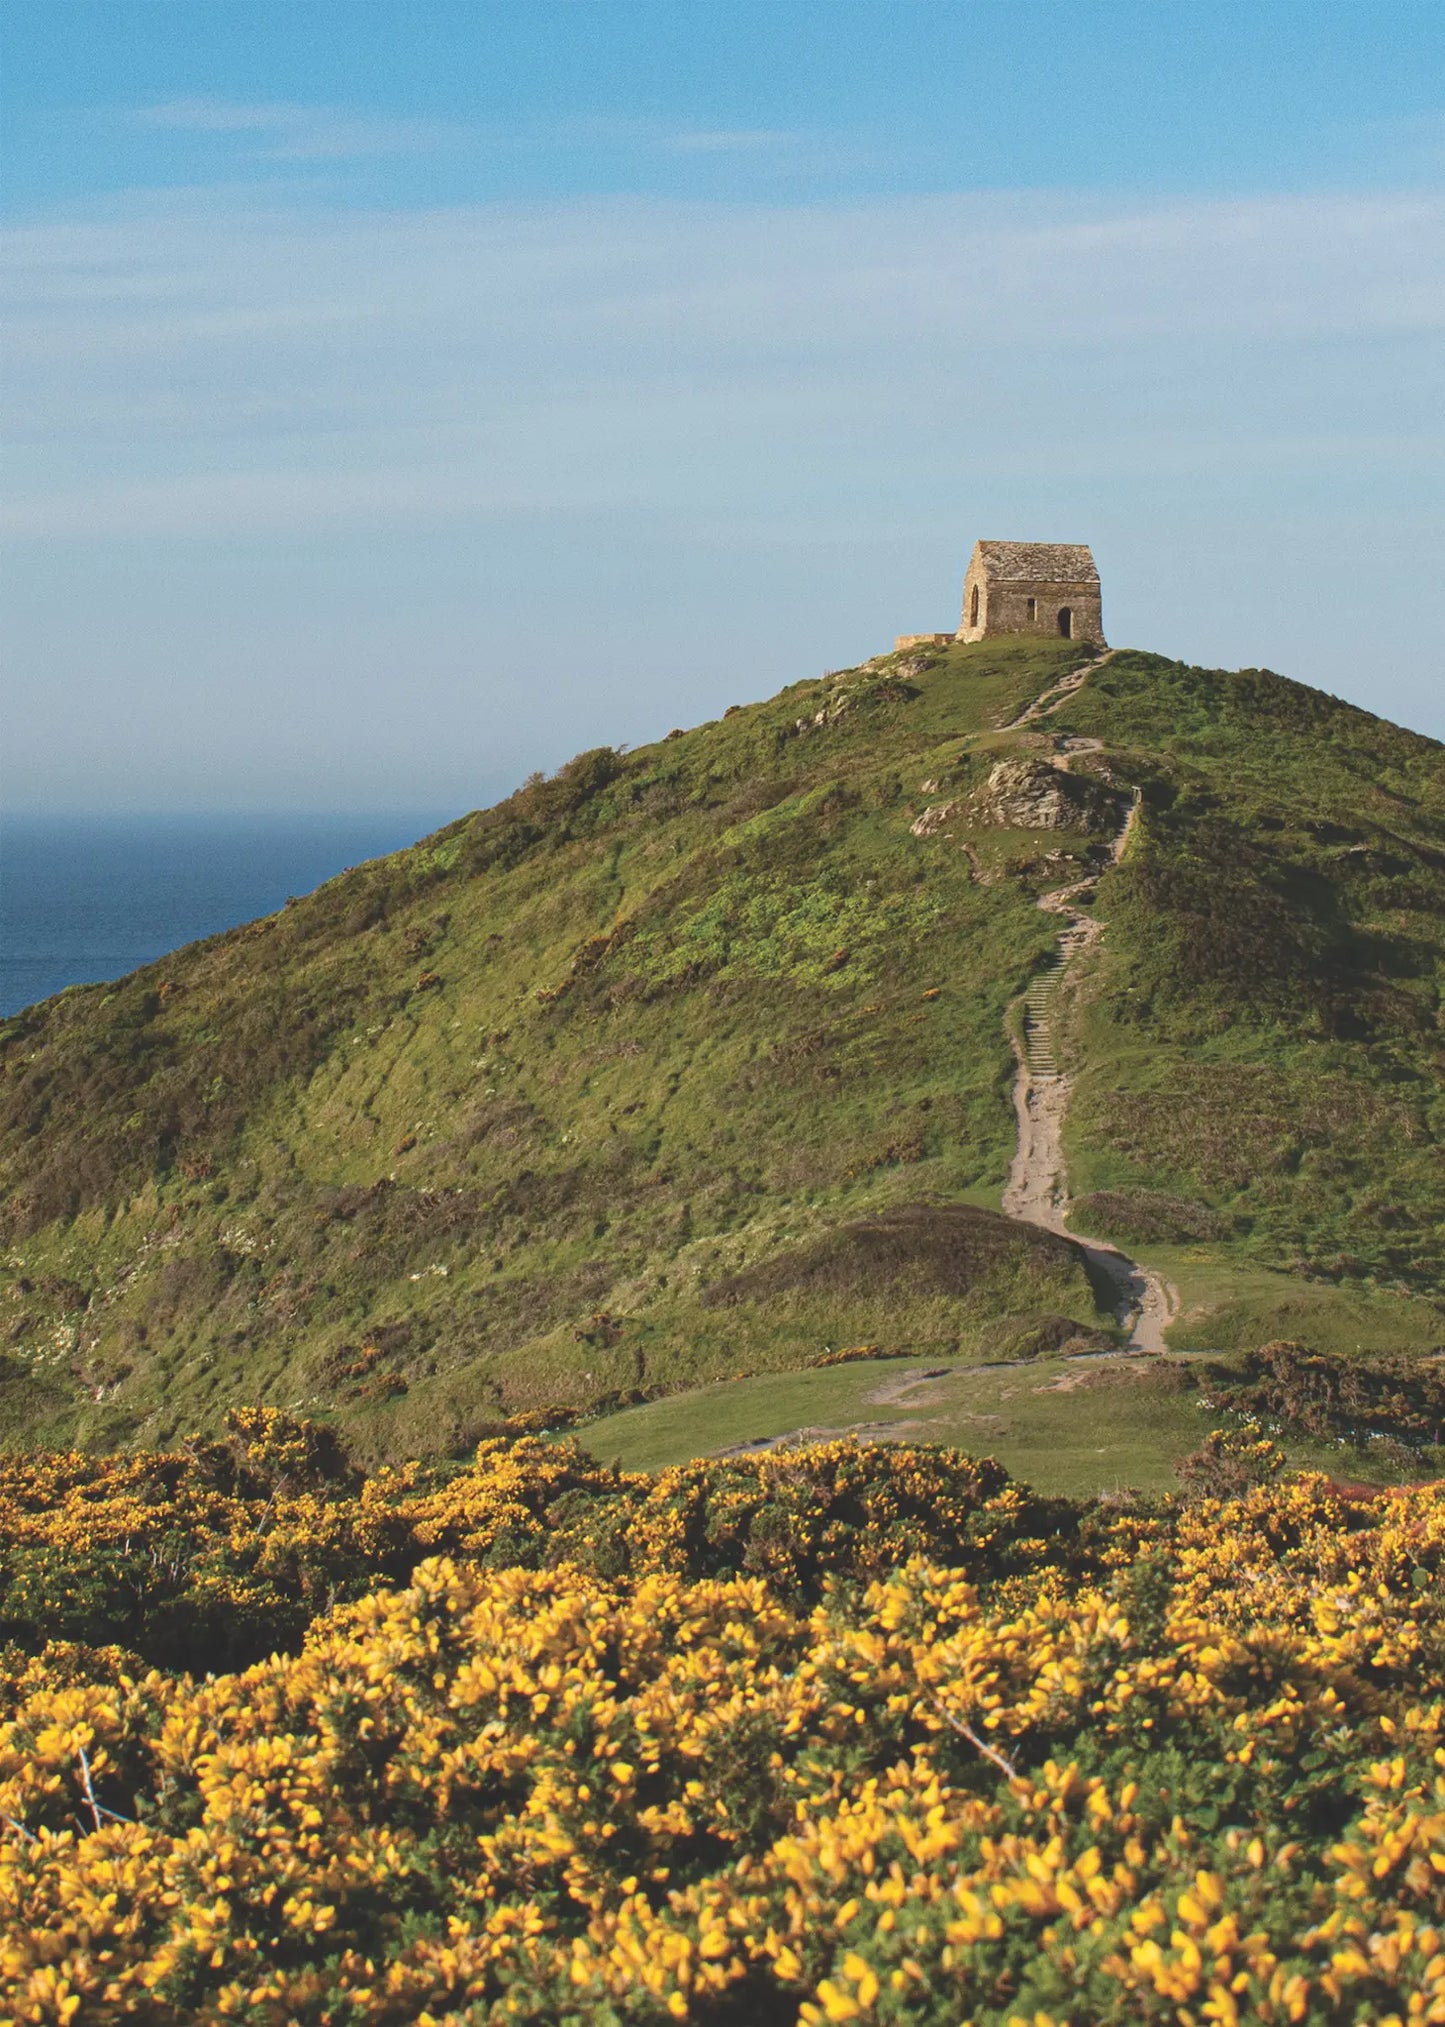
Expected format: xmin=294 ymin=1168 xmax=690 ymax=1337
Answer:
xmin=0 ymin=1431 xmax=1442 ymax=2022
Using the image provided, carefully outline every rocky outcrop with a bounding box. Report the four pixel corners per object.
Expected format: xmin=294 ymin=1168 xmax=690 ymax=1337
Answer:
xmin=972 ymin=757 xmax=1123 ymax=832
xmin=909 ymin=800 xmax=963 ymax=838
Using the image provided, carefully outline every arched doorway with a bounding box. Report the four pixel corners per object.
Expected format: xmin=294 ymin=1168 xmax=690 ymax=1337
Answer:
xmin=969 ymin=585 xmax=981 ymax=628
xmin=1057 ymin=607 xmax=1073 ymax=639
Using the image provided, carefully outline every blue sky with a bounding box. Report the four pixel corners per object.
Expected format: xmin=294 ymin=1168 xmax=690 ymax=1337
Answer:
xmin=5 ymin=0 xmax=1443 ymax=812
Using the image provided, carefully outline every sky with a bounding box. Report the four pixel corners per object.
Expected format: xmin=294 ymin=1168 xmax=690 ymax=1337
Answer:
xmin=4 ymin=0 xmax=1443 ymax=815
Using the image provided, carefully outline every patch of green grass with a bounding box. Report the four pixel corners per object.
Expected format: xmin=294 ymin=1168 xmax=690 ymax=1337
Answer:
xmin=626 ymin=860 xmax=946 ymax=994
xmin=1128 ymin=1246 xmax=1443 ymax=1356
xmin=578 ymin=1349 xmax=1394 ymax=1496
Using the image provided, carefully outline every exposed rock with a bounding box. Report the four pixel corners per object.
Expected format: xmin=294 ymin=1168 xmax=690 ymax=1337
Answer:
xmin=799 ymin=674 xmax=919 ymax=736
xmin=910 ymin=800 xmax=962 ymax=838
xmin=973 ymin=757 xmax=1123 ymax=832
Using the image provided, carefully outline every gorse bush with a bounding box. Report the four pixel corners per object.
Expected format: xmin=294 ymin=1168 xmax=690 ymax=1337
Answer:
xmin=1 ymin=1426 xmax=1444 ymax=2022
xmin=1201 ymin=1340 xmax=1445 ymax=1458
xmin=0 ymin=1412 xmax=1076 ymax=1675
xmin=1174 ymin=1425 xmax=1287 ymax=1500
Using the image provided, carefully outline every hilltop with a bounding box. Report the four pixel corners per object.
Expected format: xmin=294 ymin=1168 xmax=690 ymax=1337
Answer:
xmin=1 ymin=636 xmax=1442 ymax=1470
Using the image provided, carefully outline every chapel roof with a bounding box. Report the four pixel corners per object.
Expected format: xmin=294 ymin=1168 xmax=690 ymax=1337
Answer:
xmin=972 ymin=541 xmax=1099 ymax=584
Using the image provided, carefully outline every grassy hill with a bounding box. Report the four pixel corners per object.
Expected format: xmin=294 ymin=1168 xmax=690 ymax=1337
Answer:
xmin=1 ymin=636 xmax=1441 ymax=1466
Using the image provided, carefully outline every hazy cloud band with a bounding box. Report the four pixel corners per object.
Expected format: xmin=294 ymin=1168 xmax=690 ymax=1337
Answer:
xmin=5 ymin=185 xmax=1441 ymax=541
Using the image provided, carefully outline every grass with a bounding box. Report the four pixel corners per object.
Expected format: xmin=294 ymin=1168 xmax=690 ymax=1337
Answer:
xmin=577 ymin=1348 xmax=1404 ymax=1497
xmin=577 ymin=1353 xmax=1211 ymax=1491
xmin=1127 ymin=1247 xmax=1443 ymax=1356
xmin=1055 ymin=652 xmax=1445 ymax=1293
xmin=0 ymin=634 xmax=1441 ymax=1464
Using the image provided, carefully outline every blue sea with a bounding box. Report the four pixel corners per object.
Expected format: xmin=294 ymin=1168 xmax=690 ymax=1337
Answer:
xmin=0 ymin=812 xmax=455 ymax=1017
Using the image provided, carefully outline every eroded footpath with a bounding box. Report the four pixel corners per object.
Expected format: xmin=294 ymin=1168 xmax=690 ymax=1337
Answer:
xmin=1000 ymin=655 xmax=1178 ymax=1354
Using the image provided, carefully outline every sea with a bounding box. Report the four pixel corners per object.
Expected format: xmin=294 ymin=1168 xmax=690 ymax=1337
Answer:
xmin=0 ymin=811 xmax=455 ymax=1018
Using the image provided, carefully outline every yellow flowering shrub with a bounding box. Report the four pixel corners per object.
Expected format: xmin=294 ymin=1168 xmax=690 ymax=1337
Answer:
xmin=0 ymin=1416 xmax=1076 ymax=1674
xmin=0 ymin=1426 xmax=1443 ymax=2022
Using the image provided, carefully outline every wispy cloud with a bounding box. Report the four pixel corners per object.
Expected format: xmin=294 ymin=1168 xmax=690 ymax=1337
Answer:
xmin=133 ymin=97 xmax=458 ymax=161
xmin=3 ymin=182 xmax=1442 ymax=543
xmin=129 ymin=100 xmax=813 ymax=165
xmin=646 ymin=127 xmax=801 ymax=155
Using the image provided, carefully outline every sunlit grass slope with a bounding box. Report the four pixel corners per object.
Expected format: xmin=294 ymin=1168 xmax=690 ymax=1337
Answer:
xmin=0 ymin=635 xmax=1440 ymax=1459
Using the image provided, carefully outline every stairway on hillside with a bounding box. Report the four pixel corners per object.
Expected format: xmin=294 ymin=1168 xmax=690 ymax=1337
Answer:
xmin=1022 ymin=956 xmax=1064 ymax=1076
xmin=1023 ymin=913 xmax=1097 ymax=1075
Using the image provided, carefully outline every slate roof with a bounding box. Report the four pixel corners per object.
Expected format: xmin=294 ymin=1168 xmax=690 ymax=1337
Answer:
xmin=973 ymin=541 xmax=1098 ymax=583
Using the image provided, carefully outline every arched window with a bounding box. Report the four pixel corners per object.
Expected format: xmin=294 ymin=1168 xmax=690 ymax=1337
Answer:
xmin=969 ymin=585 xmax=981 ymax=628
xmin=1057 ymin=607 xmax=1073 ymax=639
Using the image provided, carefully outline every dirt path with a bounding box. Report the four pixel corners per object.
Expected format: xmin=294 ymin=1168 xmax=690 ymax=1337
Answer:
xmin=714 ymin=1420 xmax=927 ymax=1458
xmin=999 ymin=648 xmax=1115 ymax=730
xmin=999 ymin=658 xmax=1178 ymax=1355
xmin=865 ymin=1366 xmax=955 ymax=1409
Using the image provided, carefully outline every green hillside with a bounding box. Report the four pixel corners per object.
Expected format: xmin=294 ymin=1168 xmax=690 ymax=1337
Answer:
xmin=1 ymin=637 xmax=1441 ymax=1464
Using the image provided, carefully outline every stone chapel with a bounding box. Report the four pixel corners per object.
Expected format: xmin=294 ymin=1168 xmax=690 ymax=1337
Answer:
xmin=958 ymin=540 xmax=1103 ymax=644
xmin=894 ymin=540 xmax=1105 ymax=654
